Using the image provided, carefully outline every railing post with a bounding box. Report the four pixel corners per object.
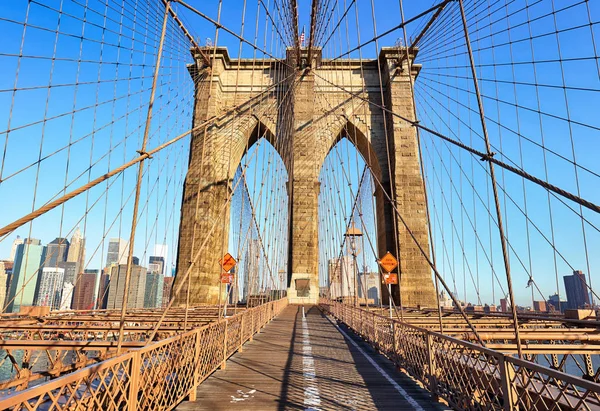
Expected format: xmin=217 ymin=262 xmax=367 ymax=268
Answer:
xmin=239 ymin=314 xmax=244 ymax=352
xmin=426 ymin=332 xmax=438 ymax=400
xmin=391 ymin=321 xmax=397 ymax=361
xmin=499 ymin=355 xmax=517 ymax=411
xmin=128 ymin=352 xmax=141 ymax=410
xmin=190 ymin=330 xmax=201 ymax=401
xmin=221 ymin=320 xmax=228 ymax=369
xmin=249 ymin=310 xmax=254 ymax=341
xmin=372 ymin=312 xmax=378 ymax=347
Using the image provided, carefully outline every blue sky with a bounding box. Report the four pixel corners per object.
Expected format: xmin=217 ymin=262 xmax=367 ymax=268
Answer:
xmin=0 ymin=0 xmax=599 ymax=307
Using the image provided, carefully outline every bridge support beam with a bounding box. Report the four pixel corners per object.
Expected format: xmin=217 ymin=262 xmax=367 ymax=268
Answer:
xmin=380 ymin=48 xmax=437 ymax=308
xmin=287 ymin=63 xmax=320 ymax=304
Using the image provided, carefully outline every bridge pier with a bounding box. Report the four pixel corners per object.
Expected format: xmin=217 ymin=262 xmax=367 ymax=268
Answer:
xmin=174 ymin=46 xmax=437 ymax=308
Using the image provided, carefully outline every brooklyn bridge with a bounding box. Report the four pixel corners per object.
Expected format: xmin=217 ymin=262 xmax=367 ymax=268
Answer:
xmin=0 ymin=0 xmax=599 ymax=409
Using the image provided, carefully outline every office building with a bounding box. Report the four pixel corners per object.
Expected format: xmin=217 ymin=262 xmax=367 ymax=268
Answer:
xmin=106 ymin=238 xmax=127 ymax=266
xmin=144 ymin=272 xmax=164 ymax=308
xmin=548 ymin=293 xmax=567 ymax=313
xmin=328 ymin=256 xmax=356 ymax=299
xmin=66 ymin=228 xmax=85 ymax=278
xmin=45 ymin=238 xmax=69 ymax=268
xmin=60 ymin=282 xmax=74 ymax=311
xmin=148 ymin=256 xmax=165 ymax=275
xmin=72 ymin=270 xmax=98 ymax=310
xmin=564 ymin=270 xmax=591 ymax=309
xmin=7 ymin=238 xmax=44 ymax=313
xmin=500 ymin=298 xmax=508 ymax=313
xmin=9 ymin=236 xmax=24 ymax=262
xmin=0 ymin=262 xmax=7 ymax=311
xmin=358 ymin=271 xmax=380 ymax=303
xmin=106 ymin=264 xmax=146 ymax=309
xmin=97 ymin=270 xmax=111 ymax=309
xmin=57 ymin=261 xmax=77 ymax=290
xmin=35 ymin=267 xmax=65 ymax=309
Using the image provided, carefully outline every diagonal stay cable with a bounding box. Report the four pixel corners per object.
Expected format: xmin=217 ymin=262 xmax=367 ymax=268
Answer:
xmin=311 ymin=71 xmax=600 ymax=215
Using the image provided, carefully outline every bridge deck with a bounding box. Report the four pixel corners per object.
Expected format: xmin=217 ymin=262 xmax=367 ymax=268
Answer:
xmin=177 ymin=305 xmax=446 ymax=410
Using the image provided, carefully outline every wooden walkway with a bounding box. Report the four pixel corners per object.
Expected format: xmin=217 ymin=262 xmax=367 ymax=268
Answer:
xmin=177 ymin=305 xmax=447 ymax=410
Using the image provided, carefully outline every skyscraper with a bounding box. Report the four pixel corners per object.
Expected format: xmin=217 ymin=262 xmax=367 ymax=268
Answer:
xmin=35 ymin=267 xmax=65 ymax=309
xmin=148 ymin=256 xmax=165 ymax=275
xmin=358 ymin=271 xmax=380 ymax=303
xmin=66 ymin=228 xmax=85 ymax=278
xmin=144 ymin=272 xmax=164 ymax=308
xmin=106 ymin=238 xmax=127 ymax=266
xmin=328 ymin=256 xmax=356 ymax=299
xmin=97 ymin=270 xmax=111 ymax=309
xmin=72 ymin=270 xmax=98 ymax=310
xmin=45 ymin=238 xmax=69 ymax=268
xmin=106 ymin=264 xmax=146 ymax=309
xmin=57 ymin=261 xmax=77 ymax=289
xmin=60 ymin=282 xmax=74 ymax=311
xmin=0 ymin=262 xmax=7 ymax=311
xmin=564 ymin=270 xmax=591 ymax=309
xmin=162 ymin=276 xmax=174 ymax=307
xmin=7 ymin=238 xmax=44 ymax=313
xmin=9 ymin=236 xmax=24 ymax=262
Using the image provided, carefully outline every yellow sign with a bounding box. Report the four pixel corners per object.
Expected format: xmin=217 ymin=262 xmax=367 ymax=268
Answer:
xmin=378 ymin=252 xmax=398 ymax=273
xmin=219 ymin=253 xmax=237 ymax=272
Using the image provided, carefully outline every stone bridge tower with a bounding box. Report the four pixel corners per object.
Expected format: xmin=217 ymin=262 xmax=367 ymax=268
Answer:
xmin=173 ymin=46 xmax=437 ymax=308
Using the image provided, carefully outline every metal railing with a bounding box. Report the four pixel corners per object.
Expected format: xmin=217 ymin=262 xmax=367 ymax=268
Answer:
xmin=321 ymin=299 xmax=600 ymax=411
xmin=0 ymin=298 xmax=288 ymax=410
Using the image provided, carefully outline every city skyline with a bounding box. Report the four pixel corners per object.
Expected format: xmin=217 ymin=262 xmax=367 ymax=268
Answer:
xmin=1 ymin=232 xmax=174 ymax=313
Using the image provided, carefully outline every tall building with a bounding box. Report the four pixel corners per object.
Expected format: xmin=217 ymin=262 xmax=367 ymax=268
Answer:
xmin=1 ymin=261 xmax=13 ymax=311
xmin=9 ymin=236 xmax=24 ymax=262
xmin=60 ymin=282 xmax=74 ymax=311
xmin=7 ymin=238 xmax=44 ymax=313
xmin=0 ymin=262 xmax=7 ymax=311
xmin=358 ymin=271 xmax=380 ymax=303
xmin=564 ymin=270 xmax=591 ymax=309
xmin=66 ymin=228 xmax=85 ymax=278
xmin=106 ymin=264 xmax=146 ymax=309
xmin=548 ymin=293 xmax=567 ymax=313
xmin=148 ymin=256 xmax=165 ymax=275
xmin=35 ymin=267 xmax=65 ymax=309
xmin=72 ymin=270 xmax=98 ymax=310
xmin=500 ymin=298 xmax=508 ymax=313
xmin=144 ymin=272 xmax=164 ymax=308
xmin=328 ymin=256 xmax=356 ymax=299
xmin=243 ymin=240 xmax=261 ymax=299
xmin=97 ymin=270 xmax=111 ymax=309
xmin=162 ymin=276 xmax=174 ymax=307
xmin=45 ymin=238 xmax=69 ymax=268
xmin=57 ymin=261 xmax=77 ymax=289
xmin=106 ymin=238 xmax=127 ymax=266
xmin=438 ymin=290 xmax=453 ymax=308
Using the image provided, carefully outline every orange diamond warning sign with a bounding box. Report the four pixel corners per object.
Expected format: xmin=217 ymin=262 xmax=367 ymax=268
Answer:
xmin=378 ymin=252 xmax=398 ymax=273
xmin=219 ymin=253 xmax=236 ymax=272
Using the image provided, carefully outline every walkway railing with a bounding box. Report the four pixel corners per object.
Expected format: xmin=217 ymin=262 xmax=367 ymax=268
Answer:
xmin=321 ymin=299 xmax=600 ymax=411
xmin=0 ymin=298 xmax=288 ymax=411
